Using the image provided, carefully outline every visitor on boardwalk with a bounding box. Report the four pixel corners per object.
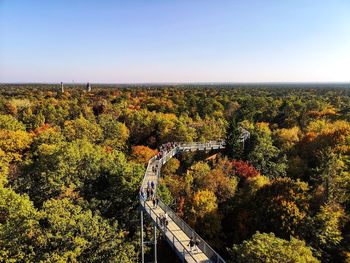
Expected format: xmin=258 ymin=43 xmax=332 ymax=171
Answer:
xmin=152 ymin=198 xmax=156 ymax=208
xmin=140 ymin=188 xmax=145 ymax=201
xmin=188 ymin=237 xmax=195 ymax=253
xmin=147 ymin=180 xmax=150 ymax=188
xmin=154 ymin=164 xmax=159 ymax=176
xmin=159 ymin=214 xmax=164 ymax=227
xmin=146 ymin=188 xmax=150 ymax=200
xmin=156 ymin=142 xmax=179 ymax=160
xmin=164 ymin=212 xmax=168 ymax=221
xmin=194 ymin=237 xmax=200 ymax=253
xmin=155 ymin=197 xmax=159 ymax=208
xmin=164 ymin=218 xmax=168 ymax=232
xmin=151 ymin=181 xmax=155 ymax=189
xmin=139 ymin=189 xmax=143 ymax=201
xmin=159 ymin=214 xmax=168 ymax=232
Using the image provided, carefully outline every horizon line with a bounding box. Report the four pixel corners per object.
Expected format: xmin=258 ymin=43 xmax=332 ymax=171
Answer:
xmin=1 ymin=81 xmax=350 ymax=86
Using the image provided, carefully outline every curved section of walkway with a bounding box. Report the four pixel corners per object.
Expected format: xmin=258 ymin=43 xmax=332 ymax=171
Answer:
xmin=140 ymin=141 xmax=226 ymax=263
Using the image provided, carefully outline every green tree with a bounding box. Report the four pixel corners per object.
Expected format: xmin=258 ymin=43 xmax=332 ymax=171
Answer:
xmin=124 ymin=109 xmax=156 ymax=145
xmin=30 ymin=125 xmax=64 ymax=154
xmin=315 ymin=151 xmax=350 ymax=205
xmin=98 ymin=114 xmax=130 ymax=151
xmin=253 ymin=178 xmax=310 ymax=239
xmin=246 ymin=123 xmax=287 ymax=178
xmin=17 ymin=139 xmax=144 ymax=222
xmin=231 ymin=232 xmax=319 ymax=263
xmin=37 ymin=198 xmax=136 ymax=262
xmin=161 ymin=158 xmax=180 ymax=177
xmin=157 ymin=182 xmax=173 ymax=206
xmin=63 ymin=116 xmax=102 ymax=143
xmin=0 ymin=150 xmax=9 ymax=186
xmin=20 ymin=108 xmax=45 ymax=130
xmin=170 ymin=119 xmax=196 ymax=142
xmin=185 ymin=162 xmax=211 ymax=193
xmin=308 ymin=204 xmax=346 ymax=259
xmin=0 ymin=185 xmax=40 ymax=262
xmin=196 ymin=116 xmax=227 ymax=142
xmin=0 ymin=114 xmax=26 ymax=131
xmin=225 ymin=118 xmax=243 ymax=159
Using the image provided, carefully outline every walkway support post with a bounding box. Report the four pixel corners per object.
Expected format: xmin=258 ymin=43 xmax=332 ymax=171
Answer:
xmin=141 ymin=210 xmax=144 ymax=263
xmin=154 ymin=222 xmax=157 ymax=263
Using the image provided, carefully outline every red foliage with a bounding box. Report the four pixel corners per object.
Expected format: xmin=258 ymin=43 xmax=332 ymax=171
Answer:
xmin=34 ymin=124 xmax=51 ymax=135
xmin=176 ymin=196 xmax=185 ymax=218
xmin=104 ymin=146 xmax=114 ymax=153
xmin=231 ymin=160 xmax=260 ymax=179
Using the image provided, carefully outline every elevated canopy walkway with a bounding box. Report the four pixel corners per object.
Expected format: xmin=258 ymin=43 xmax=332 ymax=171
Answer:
xmin=140 ymin=141 xmax=226 ymax=263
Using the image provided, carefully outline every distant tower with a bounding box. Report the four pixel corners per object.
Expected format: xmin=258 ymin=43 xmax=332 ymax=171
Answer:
xmin=60 ymin=82 xmax=64 ymax=93
xmin=86 ymin=82 xmax=91 ymax=92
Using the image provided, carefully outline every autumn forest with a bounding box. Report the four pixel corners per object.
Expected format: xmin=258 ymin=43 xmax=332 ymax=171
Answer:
xmin=1 ymin=84 xmax=350 ymax=262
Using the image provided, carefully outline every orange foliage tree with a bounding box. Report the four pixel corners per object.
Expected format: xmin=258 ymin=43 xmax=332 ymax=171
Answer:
xmin=130 ymin=145 xmax=158 ymax=164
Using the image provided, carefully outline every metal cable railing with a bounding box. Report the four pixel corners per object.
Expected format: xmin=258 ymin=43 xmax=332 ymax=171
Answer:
xmin=140 ymin=156 xmax=155 ymax=191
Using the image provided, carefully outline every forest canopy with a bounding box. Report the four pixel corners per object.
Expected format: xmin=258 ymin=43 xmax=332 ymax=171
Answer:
xmin=0 ymin=84 xmax=350 ymax=262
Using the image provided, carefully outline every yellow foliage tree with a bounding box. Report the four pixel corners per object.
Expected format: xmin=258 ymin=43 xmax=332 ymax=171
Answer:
xmin=192 ymin=189 xmax=218 ymax=219
xmin=0 ymin=130 xmax=33 ymax=162
xmin=274 ymin=126 xmax=301 ymax=151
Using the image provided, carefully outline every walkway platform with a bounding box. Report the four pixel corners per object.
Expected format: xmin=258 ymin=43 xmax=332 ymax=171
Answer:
xmin=140 ymin=141 xmax=226 ymax=263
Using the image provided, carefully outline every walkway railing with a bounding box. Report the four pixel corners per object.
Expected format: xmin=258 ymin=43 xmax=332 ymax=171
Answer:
xmin=140 ymin=140 xmax=227 ymax=263
xmin=158 ymin=200 xmax=225 ymax=263
xmin=143 ymin=200 xmax=199 ymax=263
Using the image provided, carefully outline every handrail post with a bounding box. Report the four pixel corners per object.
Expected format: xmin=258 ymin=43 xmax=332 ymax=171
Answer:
xmin=141 ymin=210 xmax=144 ymax=263
xmin=154 ymin=221 xmax=157 ymax=263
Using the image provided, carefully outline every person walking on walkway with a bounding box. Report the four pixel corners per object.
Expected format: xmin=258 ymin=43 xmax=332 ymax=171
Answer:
xmin=188 ymin=237 xmax=194 ymax=253
xmin=194 ymin=237 xmax=200 ymax=253
xmin=155 ymin=197 xmax=159 ymax=208
xmin=151 ymin=181 xmax=155 ymax=189
xmin=152 ymin=198 xmax=156 ymax=208
xmin=160 ymin=214 xmax=166 ymax=231
xmin=140 ymin=188 xmax=145 ymax=201
xmin=164 ymin=218 xmax=169 ymax=233
xmin=159 ymin=214 xmax=164 ymax=228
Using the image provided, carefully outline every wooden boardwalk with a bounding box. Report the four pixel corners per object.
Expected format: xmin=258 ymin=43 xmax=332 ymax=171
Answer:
xmin=140 ymin=142 xmax=226 ymax=263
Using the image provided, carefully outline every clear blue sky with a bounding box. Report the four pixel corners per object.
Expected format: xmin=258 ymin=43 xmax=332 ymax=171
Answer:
xmin=1 ymin=0 xmax=349 ymax=83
